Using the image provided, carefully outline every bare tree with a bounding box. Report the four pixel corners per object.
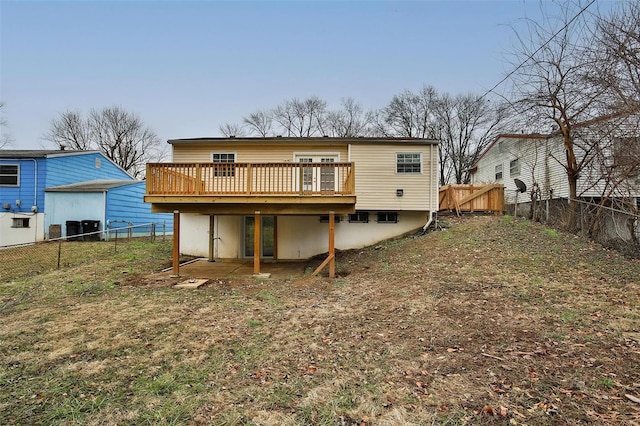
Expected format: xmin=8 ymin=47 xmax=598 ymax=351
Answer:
xmin=509 ymin=1 xmax=606 ymax=227
xmin=436 ymin=94 xmax=507 ymax=184
xmin=272 ymin=96 xmax=327 ymax=137
xmin=89 ymin=107 xmax=164 ymax=178
xmin=44 ymin=110 xmax=91 ymax=150
xmin=219 ymin=122 xmax=245 ymax=137
xmin=0 ymin=102 xmax=13 ymax=148
xmin=243 ymin=110 xmax=273 ymax=136
xmin=324 ymin=98 xmax=373 ymax=137
xmin=591 ymin=1 xmax=640 ymax=114
xmin=44 ymin=106 xmax=165 ymax=178
xmin=375 ymin=86 xmax=439 ymax=138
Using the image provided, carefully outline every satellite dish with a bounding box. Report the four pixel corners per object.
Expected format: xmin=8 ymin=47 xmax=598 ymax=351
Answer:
xmin=514 ymin=179 xmax=527 ymax=193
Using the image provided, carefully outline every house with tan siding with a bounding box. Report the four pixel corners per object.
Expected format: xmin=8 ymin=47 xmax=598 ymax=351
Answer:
xmin=144 ymin=137 xmax=438 ymax=275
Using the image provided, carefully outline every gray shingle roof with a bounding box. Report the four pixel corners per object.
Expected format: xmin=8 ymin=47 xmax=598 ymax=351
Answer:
xmin=0 ymin=149 xmax=94 ymax=158
xmin=45 ymin=179 xmax=139 ymax=192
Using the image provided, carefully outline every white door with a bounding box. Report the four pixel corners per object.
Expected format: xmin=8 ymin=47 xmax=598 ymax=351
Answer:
xmin=295 ymin=155 xmax=338 ymax=192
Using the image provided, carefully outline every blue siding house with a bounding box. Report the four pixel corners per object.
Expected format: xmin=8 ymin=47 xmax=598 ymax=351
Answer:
xmin=0 ymin=149 xmax=171 ymax=245
xmin=45 ymin=180 xmax=172 ymax=239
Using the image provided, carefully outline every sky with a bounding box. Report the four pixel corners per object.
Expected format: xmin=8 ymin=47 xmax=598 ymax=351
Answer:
xmin=0 ymin=0 xmax=607 ymax=150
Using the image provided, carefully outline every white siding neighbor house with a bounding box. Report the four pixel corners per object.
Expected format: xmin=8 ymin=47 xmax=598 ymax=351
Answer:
xmin=470 ymin=131 xmax=640 ymax=206
xmin=144 ymin=137 xmax=439 ymax=273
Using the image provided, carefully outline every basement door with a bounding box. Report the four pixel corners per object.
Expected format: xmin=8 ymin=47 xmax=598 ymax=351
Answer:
xmin=243 ymin=216 xmax=275 ymax=258
xmin=295 ymin=155 xmax=338 ymax=192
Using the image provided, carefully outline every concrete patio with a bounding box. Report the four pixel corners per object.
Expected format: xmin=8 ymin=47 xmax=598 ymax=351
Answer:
xmin=168 ymin=258 xmax=310 ymax=280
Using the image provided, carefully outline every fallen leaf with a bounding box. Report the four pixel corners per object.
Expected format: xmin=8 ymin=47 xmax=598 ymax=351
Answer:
xmin=626 ymin=394 xmax=640 ymax=404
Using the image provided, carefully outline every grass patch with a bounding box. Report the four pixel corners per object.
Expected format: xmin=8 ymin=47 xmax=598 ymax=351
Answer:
xmin=2 ymin=217 xmax=639 ymax=424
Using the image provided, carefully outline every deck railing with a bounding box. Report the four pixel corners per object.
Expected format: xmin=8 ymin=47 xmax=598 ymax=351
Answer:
xmin=146 ymin=162 xmax=355 ymax=196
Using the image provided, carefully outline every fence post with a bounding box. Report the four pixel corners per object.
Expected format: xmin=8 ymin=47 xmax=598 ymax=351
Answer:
xmin=57 ymin=239 xmax=62 ymax=269
xmin=151 ymin=223 xmax=156 ymax=242
xmin=114 ymin=229 xmax=118 ymax=253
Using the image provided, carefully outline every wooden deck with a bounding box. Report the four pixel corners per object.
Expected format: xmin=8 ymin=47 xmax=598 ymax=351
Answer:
xmin=144 ymin=162 xmax=357 ymax=214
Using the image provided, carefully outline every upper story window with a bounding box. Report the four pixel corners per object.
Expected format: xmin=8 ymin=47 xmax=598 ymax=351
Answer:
xmin=212 ymin=153 xmax=236 ymax=177
xmin=495 ymin=164 xmax=503 ymax=180
xmin=396 ymin=153 xmax=422 ymax=174
xmin=0 ymin=164 xmax=19 ymax=186
xmin=510 ymin=158 xmax=520 ymax=176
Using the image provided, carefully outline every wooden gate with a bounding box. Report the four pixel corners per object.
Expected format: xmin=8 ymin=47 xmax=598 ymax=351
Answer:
xmin=439 ymin=184 xmax=504 ymax=215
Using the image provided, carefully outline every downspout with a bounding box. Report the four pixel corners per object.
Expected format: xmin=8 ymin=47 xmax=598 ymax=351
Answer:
xmin=422 ymin=210 xmax=434 ymax=231
xmin=30 ymin=159 xmax=39 ymax=241
xmin=31 ymin=159 xmax=38 ymax=209
xmin=422 ymin=143 xmax=438 ymax=231
xmin=103 ymin=190 xmax=107 ymax=240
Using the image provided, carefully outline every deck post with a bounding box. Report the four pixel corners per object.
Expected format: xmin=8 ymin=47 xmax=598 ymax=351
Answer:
xmin=254 ymin=211 xmax=261 ymax=275
xmin=329 ymin=211 xmax=335 ymax=278
xmin=172 ymin=210 xmax=180 ymax=275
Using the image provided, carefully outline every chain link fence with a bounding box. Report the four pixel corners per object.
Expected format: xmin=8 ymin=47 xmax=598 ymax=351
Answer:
xmin=0 ymin=222 xmax=170 ymax=282
xmin=510 ymin=197 xmax=640 ymax=257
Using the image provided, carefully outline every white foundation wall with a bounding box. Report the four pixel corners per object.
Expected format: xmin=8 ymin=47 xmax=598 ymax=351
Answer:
xmin=277 ymin=211 xmax=428 ymax=259
xmin=179 ymin=214 xmax=241 ymax=258
xmin=0 ymin=212 xmax=45 ymax=246
xmin=179 ymin=211 xmax=429 ymax=259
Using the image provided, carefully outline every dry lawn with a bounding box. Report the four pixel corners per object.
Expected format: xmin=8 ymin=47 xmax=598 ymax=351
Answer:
xmin=1 ymin=215 xmax=639 ymax=425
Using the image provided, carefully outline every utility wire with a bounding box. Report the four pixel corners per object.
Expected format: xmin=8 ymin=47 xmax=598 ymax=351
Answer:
xmin=483 ymin=0 xmax=597 ymax=101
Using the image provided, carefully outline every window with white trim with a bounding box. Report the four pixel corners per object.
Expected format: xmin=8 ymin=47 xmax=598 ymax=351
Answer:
xmin=212 ymin=153 xmax=236 ymax=177
xmin=495 ymin=164 xmax=503 ymax=180
xmin=510 ymin=158 xmax=520 ymax=176
xmin=0 ymin=164 xmax=19 ymax=186
xmin=396 ymin=153 xmax=421 ymax=174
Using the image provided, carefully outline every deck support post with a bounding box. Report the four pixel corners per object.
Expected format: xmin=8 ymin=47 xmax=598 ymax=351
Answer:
xmin=254 ymin=211 xmax=261 ymax=275
xmin=312 ymin=211 xmax=336 ymax=278
xmin=329 ymin=211 xmax=335 ymax=278
xmin=172 ymin=210 xmax=180 ymax=275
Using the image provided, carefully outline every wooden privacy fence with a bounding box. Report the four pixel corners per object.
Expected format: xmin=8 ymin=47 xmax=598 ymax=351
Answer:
xmin=439 ymin=184 xmax=505 ymax=215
